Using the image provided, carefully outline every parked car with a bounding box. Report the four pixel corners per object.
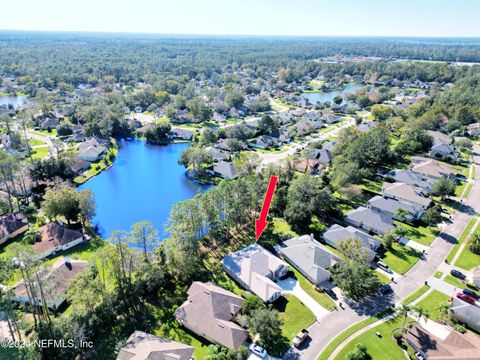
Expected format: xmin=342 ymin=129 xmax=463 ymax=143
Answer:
xmin=457 ymin=292 xmax=476 ymax=305
xmin=249 ymin=344 xmax=267 ymax=358
xmin=377 ymin=261 xmax=393 ymax=273
xmin=292 ymin=329 xmax=309 ymax=348
xmin=463 ymin=288 xmax=480 ymax=300
xmin=322 ymin=287 xmax=338 ymax=300
xmin=379 ymin=284 xmax=393 ymax=294
xmin=450 ymin=269 xmax=466 ymax=280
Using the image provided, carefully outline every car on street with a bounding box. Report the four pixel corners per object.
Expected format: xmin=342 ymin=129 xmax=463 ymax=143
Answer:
xmin=457 ymin=292 xmax=476 ymax=305
xmin=249 ymin=344 xmax=267 ymax=358
xmin=292 ymin=329 xmax=309 ymax=348
xmin=463 ymin=288 xmax=480 ymax=300
xmin=450 ymin=269 xmax=466 ymax=280
xmin=379 ymin=284 xmax=393 ymax=294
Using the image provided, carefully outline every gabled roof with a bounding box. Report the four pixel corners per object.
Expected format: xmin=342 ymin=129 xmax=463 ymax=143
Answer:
xmin=427 ymin=130 xmax=452 ymax=146
xmin=213 ymin=161 xmax=237 ymax=179
xmin=367 ymin=195 xmax=422 ymax=217
xmin=280 ymin=235 xmax=336 ymax=284
xmin=0 ymin=212 xmax=28 ymax=239
xmin=310 ymin=148 xmax=333 ymax=165
xmin=322 ymin=224 xmax=381 ymax=252
xmin=175 ymin=282 xmax=247 ymax=350
xmin=451 ymin=298 xmax=480 ymax=329
xmin=411 ymin=160 xmax=455 ymax=179
xmin=386 ymin=169 xmax=436 ymax=192
xmin=222 ymin=244 xmax=288 ymax=302
xmin=382 ymin=182 xmax=432 ymax=207
xmin=117 ymin=331 xmax=194 ymax=360
xmin=345 ymin=206 xmax=395 ymax=234
xmin=33 ymin=223 xmax=83 ymax=255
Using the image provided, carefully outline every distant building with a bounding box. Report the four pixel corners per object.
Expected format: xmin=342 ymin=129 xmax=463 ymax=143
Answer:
xmin=0 ymin=212 xmax=29 ymax=245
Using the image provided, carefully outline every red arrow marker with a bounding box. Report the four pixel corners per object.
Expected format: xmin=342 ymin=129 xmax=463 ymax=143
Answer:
xmin=255 ymin=175 xmax=279 ymax=241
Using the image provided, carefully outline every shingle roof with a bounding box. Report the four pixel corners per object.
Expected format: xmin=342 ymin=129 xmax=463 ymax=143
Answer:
xmin=382 ymin=182 xmax=432 ymax=207
xmin=367 ymin=195 xmax=422 ymax=218
xmin=222 ymin=244 xmax=288 ymax=302
xmin=322 ymin=224 xmax=381 ymax=253
xmin=411 ymin=160 xmax=455 ymax=179
xmin=0 ymin=212 xmax=28 ymax=240
xmin=345 ymin=206 xmax=395 ymax=235
xmin=33 ymin=223 xmax=83 ymax=255
xmin=386 ymin=169 xmax=436 ymax=193
xmin=451 ymin=298 xmax=480 ymax=331
xmin=427 ymin=130 xmax=452 ymax=146
xmin=213 ymin=161 xmax=237 ymax=179
xmin=117 ymin=331 xmax=194 ymax=360
xmin=175 ymin=282 xmax=247 ymax=350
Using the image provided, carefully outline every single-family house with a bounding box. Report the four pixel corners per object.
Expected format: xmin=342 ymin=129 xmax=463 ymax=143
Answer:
xmin=279 ymin=235 xmax=339 ymax=285
xmin=451 ymin=298 xmax=480 ymax=333
xmin=294 ymin=158 xmax=324 ymax=175
xmin=33 ymin=222 xmax=84 ymax=259
xmin=427 ymin=130 xmax=453 ymax=146
xmin=222 ymin=244 xmax=289 ymax=303
xmin=430 ymin=143 xmax=459 ymax=162
xmin=204 ymin=146 xmax=230 ymax=161
xmin=171 ymin=128 xmax=194 ymax=140
xmin=70 ymin=159 xmax=91 ymax=174
xmin=467 ymin=123 xmax=480 ymax=137
xmin=322 ymin=224 xmax=382 ymax=261
xmin=270 ymin=125 xmax=292 ymax=143
xmin=11 ymin=257 xmax=90 ymax=309
xmin=250 ymin=135 xmax=279 ymax=149
xmin=405 ymin=324 xmax=480 ymax=360
xmin=77 ymin=138 xmax=107 ymax=162
xmin=210 ymin=161 xmax=238 ymax=179
xmin=214 ymin=139 xmax=247 ymax=152
xmin=117 ymin=331 xmax=194 ymax=360
xmin=0 ymin=212 xmax=29 ymax=245
xmin=366 ymin=195 xmax=424 ymax=221
xmin=344 ymin=206 xmax=396 ymax=235
xmin=385 ymin=169 xmax=436 ymax=194
xmin=40 ymin=117 xmax=59 ymax=130
xmin=134 ymin=106 xmax=143 ymax=113
xmin=308 ymin=148 xmax=333 ymax=165
xmin=175 ymin=282 xmax=248 ymax=349
xmin=411 ymin=159 xmax=456 ymax=179
xmin=382 ymin=182 xmax=432 ymax=209
xmin=357 ymin=121 xmax=377 ymax=132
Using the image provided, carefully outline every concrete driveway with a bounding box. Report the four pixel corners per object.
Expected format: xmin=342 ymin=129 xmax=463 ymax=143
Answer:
xmin=277 ymin=277 xmax=330 ymax=320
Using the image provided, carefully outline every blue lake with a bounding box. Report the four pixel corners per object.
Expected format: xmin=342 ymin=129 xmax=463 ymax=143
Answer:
xmin=302 ymin=84 xmax=364 ymax=104
xmin=0 ymin=95 xmax=29 ymax=109
xmin=78 ymin=139 xmax=208 ymax=239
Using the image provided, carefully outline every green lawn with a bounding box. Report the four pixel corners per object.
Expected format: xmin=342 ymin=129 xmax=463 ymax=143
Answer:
xmin=416 ymin=290 xmax=450 ymax=320
xmin=454 ymin=221 xmax=480 ymax=270
xmin=359 ymin=178 xmax=382 ymax=194
xmin=381 ymin=243 xmax=422 ymax=275
xmin=317 ymin=309 xmax=394 ymax=360
xmin=446 ymin=217 xmax=477 ymax=263
xmin=333 ymin=316 xmax=405 ymax=360
xmin=276 ymin=294 xmax=316 ymax=340
xmin=32 ymin=129 xmax=57 ymax=136
xmin=290 ymin=267 xmax=336 ymax=311
xmin=375 ymin=271 xmax=392 ymax=285
xmin=396 ymin=222 xmax=439 ymax=246
xmin=272 ymin=217 xmax=298 ymax=237
xmin=402 ymin=285 xmax=430 ymax=305
xmin=464 ymin=183 xmax=473 ymax=198
xmin=28 ymin=138 xmax=45 ymax=146
xmin=455 ymin=181 xmax=467 ymax=197
xmin=444 ymin=275 xmax=480 ymax=296
xmin=434 ymin=271 xmax=443 ymax=279
xmin=31 ymin=146 xmax=49 ymax=159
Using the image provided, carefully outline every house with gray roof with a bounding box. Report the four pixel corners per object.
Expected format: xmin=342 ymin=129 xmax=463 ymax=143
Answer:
xmin=411 ymin=159 xmax=456 ymax=179
xmin=222 ymin=244 xmax=289 ymax=303
xmin=450 ymin=298 xmax=480 ymax=333
xmin=322 ymin=224 xmax=381 ymax=261
xmin=170 ymin=128 xmax=194 ymax=140
xmin=366 ymin=195 xmax=424 ymax=221
xmin=77 ymin=138 xmax=107 ymax=162
xmin=205 ymin=146 xmax=230 ymax=161
xmin=430 ymin=143 xmax=459 ymax=162
xmin=467 ymin=123 xmax=480 ymax=137
xmin=175 ymin=282 xmax=247 ymax=350
xmin=344 ymin=206 xmax=395 ymax=235
xmin=280 ymin=235 xmax=339 ymax=285
xmin=309 ymin=148 xmax=333 ymax=165
xmin=210 ymin=161 xmax=238 ymax=179
xmin=385 ymin=169 xmax=436 ymax=194
xmin=427 ymin=130 xmax=452 ymax=146
xmin=117 ymin=331 xmax=194 ymax=360
xmin=250 ymin=135 xmax=279 ymax=149
xmin=382 ymin=182 xmax=432 ymax=209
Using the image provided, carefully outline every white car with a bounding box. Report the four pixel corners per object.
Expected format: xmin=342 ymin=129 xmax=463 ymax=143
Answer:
xmin=249 ymin=343 xmax=267 ymax=358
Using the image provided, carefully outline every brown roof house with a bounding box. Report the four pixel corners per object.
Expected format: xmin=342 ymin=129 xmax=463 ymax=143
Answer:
xmin=405 ymin=324 xmax=480 ymax=360
xmin=411 ymin=159 xmax=456 ymax=180
xmin=382 ymin=182 xmax=432 ymax=209
xmin=222 ymin=244 xmax=289 ymax=303
xmin=11 ymin=257 xmax=90 ymax=309
xmin=175 ymin=282 xmax=248 ymax=350
xmin=33 ymin=222 xmax=84 ymax=260
xmin=0 ymin=211 xmax=29 ymax=245
xmin=117 ymin=331 xmax=194 ymax=360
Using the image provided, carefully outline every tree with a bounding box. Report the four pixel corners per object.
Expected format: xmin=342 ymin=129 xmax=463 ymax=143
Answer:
xmin=383 ymin=230 xmax=397 ymax=250
xmin=395 ymin=208 xmax=410 ymax=223
xmin=437 ymin=302 xmax=451 ymax=324
xmin=130 ymin=221 xmax=159 ymax=260
xmin=346 ymin=343 xmax=371 ymax=360
xmin=397 ymin=303 xmax=411 ymax=333
xmin=78 ymin=189 xmax=96 ymax=226
xmin=332 ymin=238 xmax=381 ymax=300
xmin=179 ymin=146 xmax=212 ymax=176
xmin=413 ymin=305 xmax=429 ymax=324
xmin=144 ymin=122 xmax=171 ymax=144
xmin=225 ymin=90 xmax=245 ymax=109
xmin=206 ymin=344 xmax=248 ymax=360
xmin=247 ymin=307 xmax=283 ymax=349
xmin=468 ymin=231 xmax=480 ymax=255
xmin=432 ymin=177 xmax=456 ymax=200
xmin=371 ymin=104 xmax=395 ymax=120
xmin=422 ymin=206 xmax=443 ymax=226
xmin=23 ymin=228 xmax=41 ymax=245
xmin=258 ymin=115 xmax=278 ymax=134
xmin=42 ymin=186 xmax=81 ymax=224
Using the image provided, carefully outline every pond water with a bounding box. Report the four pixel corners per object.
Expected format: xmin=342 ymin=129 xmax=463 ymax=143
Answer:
xmin=78 ymin=139 xmax=208 ymax=239
xmin=0 ymin=95 xmax=29 ymax=109
xmin=302 ymin=84 xmax=364 ymax=104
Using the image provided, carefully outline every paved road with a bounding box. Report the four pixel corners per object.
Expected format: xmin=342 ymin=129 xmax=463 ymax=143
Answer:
xmin=287 ymin=145 xmax=480 ymax=360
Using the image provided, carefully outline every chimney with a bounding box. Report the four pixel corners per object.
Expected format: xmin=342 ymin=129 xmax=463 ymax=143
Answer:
xmin=310 ymin=233 xmax=314 ymax=241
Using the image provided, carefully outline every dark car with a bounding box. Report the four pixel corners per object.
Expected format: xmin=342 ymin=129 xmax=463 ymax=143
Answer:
xmin=450 ymin=269 xmax=466 ymax=280
xmin=379 ymin=284 xmax=393 ymax=294
xmin=463 ymin=288 xmax=480 ymax=300
xmin=322 ymin=287 xmax=338 ymax=300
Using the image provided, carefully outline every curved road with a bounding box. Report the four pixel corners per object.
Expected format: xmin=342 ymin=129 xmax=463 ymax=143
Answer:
xmin=288 ymin=145 xmax=480 ymax=360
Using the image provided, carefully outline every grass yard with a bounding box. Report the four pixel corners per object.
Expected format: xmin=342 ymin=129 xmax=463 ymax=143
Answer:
xmin=434 ymin=271 xmax=443 ymax=279
xmin=32 ymin=129 xmax=57 ymax=136
xmin=272 ymin=217 xmax=298 ymax=237
xmin=28 ymin=138 xmax=45 ymax=146
xmin=446 ymin=217 xmax=477 ymax=263
xmin=381 ymin=243 xmax=422 ymax=275
xmin=317 ymin=309 xmax=394 ymax=360
xmin=396 ymin=222 xmax=439 ymax=246
xmin=276 ymin=294 xmax=316 ymax=340
xmin=416 ymin=290 xmax=450 ymax=320
xmin=74 ymin=140 xmax=118 ymax=184
xmin=290 ymin=267 xmax=336 ymax=311
xmin=402 ymin=285 xmax=430 ymax=305
xmin=359 ymin=178 xmax=382 ymax=194
xmin=333 ymin=316 xmax=405 ymax=360
xmin=454 ymin=220 xmax=480 ymax=270
xmin=375 ymin=271 xmax=391 ymax=285
xmin=464 ymin=183 xmax=473 ymax=198
xmin=31 ymin=146 xmax=49 ymax=159
xmin=444 ymin=275 xmax=480 ymax=296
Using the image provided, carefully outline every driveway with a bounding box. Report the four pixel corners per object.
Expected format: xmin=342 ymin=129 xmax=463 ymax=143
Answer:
xmin=287 ymin=145 xmax=480 ymax=360
xmin=277 ymin=277 xmax=330 ymax=320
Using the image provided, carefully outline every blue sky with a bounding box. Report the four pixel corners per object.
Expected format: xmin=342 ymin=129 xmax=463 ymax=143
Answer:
xmin=2 ymin=0 xmax=479 ymax=37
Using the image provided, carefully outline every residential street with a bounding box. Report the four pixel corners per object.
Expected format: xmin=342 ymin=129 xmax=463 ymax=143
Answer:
xmin=287 ymin=145 xmax=480 ymax=360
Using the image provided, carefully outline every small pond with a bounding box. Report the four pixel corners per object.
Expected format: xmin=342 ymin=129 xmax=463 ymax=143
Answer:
xmin=302 ymin=84 xmax=364 ymax=104
xmin=0 ymin=95 xmax=29 ymax=109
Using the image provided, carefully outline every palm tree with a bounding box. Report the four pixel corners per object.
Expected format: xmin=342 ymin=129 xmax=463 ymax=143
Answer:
xmin=413 ymin=305 xmax=430 ymax=324
xmin=395 ymin=208 xmax=409 ymax=223
xmin=437 ymin=302 xmax=451 ymax=324
xmin=396 ymin=303 xmax=411 ymax=332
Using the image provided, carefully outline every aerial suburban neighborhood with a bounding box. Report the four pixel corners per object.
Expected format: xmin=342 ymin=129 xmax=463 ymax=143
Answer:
xmin=0 ymin=1 xmax=480 ymax=360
